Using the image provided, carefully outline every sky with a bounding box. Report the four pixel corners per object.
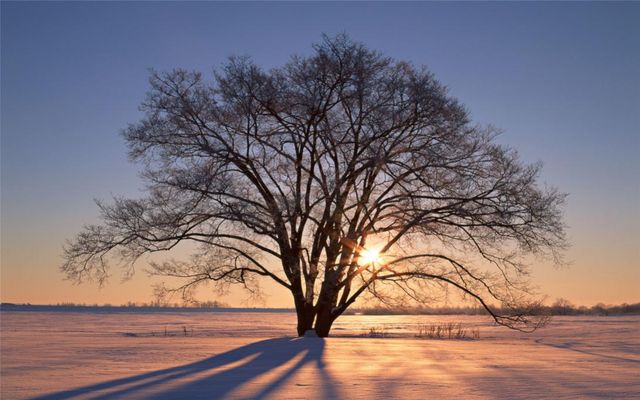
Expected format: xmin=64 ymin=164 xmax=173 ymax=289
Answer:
xmin=1 ymin=2 xmax=639 ymax=308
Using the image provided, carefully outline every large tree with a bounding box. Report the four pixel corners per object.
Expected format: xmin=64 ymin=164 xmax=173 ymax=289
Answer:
xmin=63 ymin=35 xmax=566 ymax=337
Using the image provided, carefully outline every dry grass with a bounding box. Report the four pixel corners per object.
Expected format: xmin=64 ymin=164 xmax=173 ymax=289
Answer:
xmin=362 ymin=322 xmax=479 ymax=339
xmin=415 ymin=322 xmax=479 ymax=340
xmin=365 ymin=325 xmax=388 ymax=338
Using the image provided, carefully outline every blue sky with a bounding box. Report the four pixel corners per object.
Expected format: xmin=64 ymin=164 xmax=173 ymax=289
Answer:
xmin=2 ymin=2 xmax=638 ymax=306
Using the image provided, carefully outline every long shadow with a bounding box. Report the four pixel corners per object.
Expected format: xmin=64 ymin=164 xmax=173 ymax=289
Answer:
xmin=33 ymin=337 xmax=338 ymax=399
xmin=534 ymin=339 xmax=640 ymax=364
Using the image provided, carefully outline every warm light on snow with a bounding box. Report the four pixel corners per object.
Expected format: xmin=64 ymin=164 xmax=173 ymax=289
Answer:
xmin=2 ymin=312 xmax=639 ymax=399
xmin=358 ymin=247 xmax=383 ymax=266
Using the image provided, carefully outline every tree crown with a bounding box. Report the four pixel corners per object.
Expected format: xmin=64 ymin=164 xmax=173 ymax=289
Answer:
xmin=63 ymin=34 xmax=566 ymax=332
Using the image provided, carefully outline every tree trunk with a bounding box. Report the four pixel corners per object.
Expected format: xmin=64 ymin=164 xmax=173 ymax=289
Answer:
xmin=314 ymin=306 xmax=336 ymax=337
xmin=313 ymin=272 xmax=342 ymax=337
xmin=294 ymin=299 xmax=316 ymax=337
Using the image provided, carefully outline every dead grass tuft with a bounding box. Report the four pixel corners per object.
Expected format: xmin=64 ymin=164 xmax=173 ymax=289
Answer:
xmin=415 ymin=322 xmax=479 ymax=340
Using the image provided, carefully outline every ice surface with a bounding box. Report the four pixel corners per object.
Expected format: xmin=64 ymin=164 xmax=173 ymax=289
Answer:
xmin=1 ymin=311 xmax=638 ymax=399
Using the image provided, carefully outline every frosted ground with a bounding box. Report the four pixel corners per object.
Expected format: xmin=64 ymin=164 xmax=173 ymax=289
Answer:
xmin=1 ymin=311 xmax=639 ymax=399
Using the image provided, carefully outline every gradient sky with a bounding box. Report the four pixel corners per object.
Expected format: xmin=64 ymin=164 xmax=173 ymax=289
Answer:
xmin=2 ymin=1 xmax=639 ymax=307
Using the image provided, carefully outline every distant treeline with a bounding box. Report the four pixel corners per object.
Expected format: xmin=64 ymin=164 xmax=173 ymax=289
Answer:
xmin=50 ymin=300 xmax=231 ymax=308
xmin=544 ymin=301 xmax=640 ymax=316
xmin=2 ymin=300 xmax=639 ymax=316
xmin=344 ymin=301 xmax=640 ymax=316
xmin=0 ymin=303 xmax=294 ymax=314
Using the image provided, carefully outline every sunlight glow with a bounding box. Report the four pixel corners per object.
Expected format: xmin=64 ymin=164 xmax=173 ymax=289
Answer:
xmin=358 ymin=248 xmax=383 ymax=266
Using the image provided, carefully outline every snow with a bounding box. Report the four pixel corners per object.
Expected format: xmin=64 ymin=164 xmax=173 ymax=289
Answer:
xmin=1 ymin=311 xmax=638 ymax=399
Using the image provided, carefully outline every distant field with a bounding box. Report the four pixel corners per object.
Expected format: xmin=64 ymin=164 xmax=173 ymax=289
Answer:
xmin=1 ymin=311 xmax=639 ymax=399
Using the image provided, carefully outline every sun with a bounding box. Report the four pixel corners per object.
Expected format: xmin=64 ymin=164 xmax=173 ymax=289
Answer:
xmin=358 ymin=247 xmax=383 ymax=266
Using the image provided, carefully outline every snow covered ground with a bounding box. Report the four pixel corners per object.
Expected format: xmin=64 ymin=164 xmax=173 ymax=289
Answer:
xmin=1 ymin=311 xmax=639 ymax=399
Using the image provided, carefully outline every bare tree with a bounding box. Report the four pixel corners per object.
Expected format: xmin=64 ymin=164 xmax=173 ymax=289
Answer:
xmin=63 ymin=35 xmax=566 ymax=337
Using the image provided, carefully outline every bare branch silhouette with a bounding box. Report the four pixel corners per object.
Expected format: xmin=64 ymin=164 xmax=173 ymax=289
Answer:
xmin=63 ymin=34 xmax=566 ymax=336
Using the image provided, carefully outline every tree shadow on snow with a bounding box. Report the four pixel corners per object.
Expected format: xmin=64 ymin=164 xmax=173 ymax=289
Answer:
xmin=534 ymin=339 xmax=640 ymax=364
xmin=32 ymin=337 xmax=338 ymax=399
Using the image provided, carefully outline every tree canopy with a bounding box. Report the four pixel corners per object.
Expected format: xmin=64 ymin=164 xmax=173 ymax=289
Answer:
xmin=63 ymin=34 xmax=566 ymax=336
